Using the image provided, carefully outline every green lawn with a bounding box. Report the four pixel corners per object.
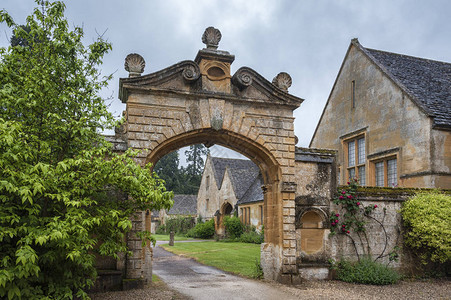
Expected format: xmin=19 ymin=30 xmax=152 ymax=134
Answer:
xmin=161 ymin=241 xmax=261 ymax=278
xmin=152 ymin=234 xmax=194 ymax=241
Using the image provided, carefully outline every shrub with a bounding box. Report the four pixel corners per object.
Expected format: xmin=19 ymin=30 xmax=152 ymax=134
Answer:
xmin=239 ymin=231 xmax=264 ymax=244
xmin=165 ymin=216 xmax=195 ymax=235
xmin=401 ymin=191 xmax=451 ymax=263
xmin=224 ymin=216 xmax=244 ymax=238
xmin=334 ymin=258 xmax=401 ymax=285
xmin=186 ymin=219 xmax=215 ymax=239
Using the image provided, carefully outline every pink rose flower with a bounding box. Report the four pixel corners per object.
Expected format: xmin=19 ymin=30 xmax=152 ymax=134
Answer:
xmin=335 ymin=213 xmax=339 ymax=217
xmin=356 ymin=202 xmax=360 ymax=206
xmin=374 ymin=205 xmax=378 ymax=208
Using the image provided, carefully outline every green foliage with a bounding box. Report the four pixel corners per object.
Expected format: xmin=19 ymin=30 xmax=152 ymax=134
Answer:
xmin=401 ymin=191 xmax=451 ymax=264
xmin=153 ymin=145 xmax=208 ymax=195
xmin=224 ymin=216 xmax=244 ymax=238
xmin=157 ymin=216 xmax=195 ymax=235
xmin=0 ymin=2 xmax=173 ymax=299
xmin=186 ymin=219 xmax=215 ymax=239
xmin=330 ymin=179 xmax=394 ymax=262
xmin=332 ymin=258 xmax=401 ymax=285
xmin=253 ymin=259 xmax=264 ymax=279
xmin=239 ymin=231 xmax=264 ymax=244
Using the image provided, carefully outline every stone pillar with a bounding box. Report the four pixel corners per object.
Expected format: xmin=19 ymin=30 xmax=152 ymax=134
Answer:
xmin=279 ymin=182 xmax=300 ymax=284
xmin=126 ymin=211 xmax=147 ymax=279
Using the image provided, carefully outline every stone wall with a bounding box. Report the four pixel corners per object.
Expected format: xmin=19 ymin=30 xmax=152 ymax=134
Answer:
xmin=310 ymin=40 xmax=451 ymax=189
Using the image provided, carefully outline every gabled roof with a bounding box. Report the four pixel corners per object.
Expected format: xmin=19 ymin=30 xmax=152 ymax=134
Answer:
xmin=209 ymin=156 xmax=263 ymax=204
xmin=356 ymin=40 xmax=451 ymax=130
xmin=166 ymin=194 xmax=197 ymax=215
xmin=237 ymin=174 xmax=264 ymax=205
xmin=310 ymin=39 xmax=451 ymax=147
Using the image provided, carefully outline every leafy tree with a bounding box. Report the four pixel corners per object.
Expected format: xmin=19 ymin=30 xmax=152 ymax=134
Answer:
xmin=154 ymin=151 xmax=182 ymax=193
xmin=185 ymin=144 xmax=209 ymax=177
xmin=10 ymin=25 xmax=32 ymax=47
xmin=154 ymin=145 xmax=208 ymax=195
xmin=0 ymin=2 xmax=172 ymax=299
xmin=182 ymin=144 xmax=209 ymax=194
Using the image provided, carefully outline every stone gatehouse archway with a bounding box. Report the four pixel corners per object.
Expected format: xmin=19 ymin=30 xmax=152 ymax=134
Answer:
xmin=119 ymin=27 xmax=303 ymax=283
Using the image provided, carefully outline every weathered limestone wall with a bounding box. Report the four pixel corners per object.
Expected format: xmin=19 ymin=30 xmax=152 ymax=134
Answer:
xmin=329 ymin=190 xmax=404 ymax=268
xmin=310 ymin=43 xmax=440 ymax=188
xmin=197 ymin=156 xmax=221 ymax=221
xmin=293 ymin=148 xmax=336 ymax=280
xmin=238 ymin=201 xmax=264 ymax=231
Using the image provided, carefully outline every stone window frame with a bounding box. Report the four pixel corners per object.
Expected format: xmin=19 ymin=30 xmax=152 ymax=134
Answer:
xmin=341 ymin=131 xmax=367 ymax=186
xmin=367 ymin=148 xmax=400 ymax=187
xmin=369 ymin=155 xmax=398 ymax=187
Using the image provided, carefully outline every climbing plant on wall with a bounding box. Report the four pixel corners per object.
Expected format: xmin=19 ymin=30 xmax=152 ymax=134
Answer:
xmin=329 ymin=179 xmax=399 ymax=263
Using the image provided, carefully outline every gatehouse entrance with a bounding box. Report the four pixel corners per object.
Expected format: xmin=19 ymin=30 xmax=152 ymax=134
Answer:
xmin=119 ymin=27 xmax=304 ymax=283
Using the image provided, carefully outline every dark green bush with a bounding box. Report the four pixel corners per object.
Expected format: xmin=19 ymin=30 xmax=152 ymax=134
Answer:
xmin=186 ymin=219 xmax=215 ymax=239
xmin=224 ymin=216 xmax=244 ymax=238
xmin=334 ymin=258 xmax=401 ymax=285
xmin=239 ymin=231 xmax=264 ymax=244
xmin=155 ymin=216 xmax=195 ymax=235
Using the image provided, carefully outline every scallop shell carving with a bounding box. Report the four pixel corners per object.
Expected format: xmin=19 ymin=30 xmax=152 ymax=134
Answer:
xmin=124 ymin=53 xmax=145 ymax=76
xmin=272 ymin=72 xmax=292 ymax=92
xmin=202 ymin=27 xmax=222 ymax=49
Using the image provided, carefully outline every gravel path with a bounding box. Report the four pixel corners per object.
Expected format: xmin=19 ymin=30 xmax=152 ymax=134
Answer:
xmin=91 ymin=242 xmax=450 ymax=300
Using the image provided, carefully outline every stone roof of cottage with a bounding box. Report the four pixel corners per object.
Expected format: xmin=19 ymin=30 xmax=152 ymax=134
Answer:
xmin=237 ymin=174 xmax=264 ymax=205
xmin=209 ymin=156 xmax=263 ymax=204
xmin=356 ymin=40 xmax=451 ymax=130
xmin=166 ymin=194 xmax=197 ymax=215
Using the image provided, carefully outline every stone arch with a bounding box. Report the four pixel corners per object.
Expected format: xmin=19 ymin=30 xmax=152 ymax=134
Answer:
xmin=118 ymin=27 xmax=304 ymax=283
xmin=221 ymin=202 xmax=233 ymax=215
xmin=296 ymin=208 xmax=329 ymax=256
xmin=145 ymin=128 xmax=282 ymax=245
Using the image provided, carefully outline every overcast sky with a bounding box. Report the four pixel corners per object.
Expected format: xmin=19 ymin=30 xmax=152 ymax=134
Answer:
xmin=2 ymin=0 xmax=451 ymax=160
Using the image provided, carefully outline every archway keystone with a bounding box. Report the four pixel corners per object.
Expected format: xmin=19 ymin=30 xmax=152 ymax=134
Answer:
xmin=119 ymin=27 xmax=304 ymax=283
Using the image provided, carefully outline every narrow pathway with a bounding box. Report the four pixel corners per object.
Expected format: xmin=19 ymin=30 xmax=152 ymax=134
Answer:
xmin=152 ymin=243 xmax=299 ymax=300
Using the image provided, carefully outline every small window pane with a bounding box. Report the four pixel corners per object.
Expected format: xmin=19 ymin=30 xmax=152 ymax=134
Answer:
xmin=387 ymin=159 xmax=397 ymax=187
xmin=357 ymin=138 xmax=365 ymax=164
xmin=348 ymin=168 xmax=356 ymax=181
xmin=348 ymin=141 xmax=355 ymax=167
xmin=375 ymin=162 xmax=384 ymax=187
xmin=358 ymin=166 xmax=366 ymax=186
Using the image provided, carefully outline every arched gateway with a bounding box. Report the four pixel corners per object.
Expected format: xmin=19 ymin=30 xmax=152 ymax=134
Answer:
xmin=119 ymin=27 xmax=304 ymax=283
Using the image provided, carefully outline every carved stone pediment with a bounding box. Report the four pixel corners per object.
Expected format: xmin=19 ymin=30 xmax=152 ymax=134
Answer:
xmin=119 ymin=60 xmax=201 ymax=102
xmin=231 ymin=67 xmax=303 ymax=108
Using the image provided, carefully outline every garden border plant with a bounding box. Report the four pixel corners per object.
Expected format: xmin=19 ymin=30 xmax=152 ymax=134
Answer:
xmin=329 ymin=179 xmax=401 ymax=284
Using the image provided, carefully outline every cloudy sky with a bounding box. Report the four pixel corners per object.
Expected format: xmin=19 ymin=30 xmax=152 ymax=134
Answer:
xmin=2 ymin=0 xmax=451 ymax=160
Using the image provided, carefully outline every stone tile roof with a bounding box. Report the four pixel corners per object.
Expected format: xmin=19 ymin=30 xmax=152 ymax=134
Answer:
xmin=357 ymin=41 xmax=451 ymax=130
xmin=210 ymin=156 xmax=263 ymax=204
xmin=237 ymin=174 xmax=264 ymax=205
xmin=167 ymin=194 xmax=197 ymax=215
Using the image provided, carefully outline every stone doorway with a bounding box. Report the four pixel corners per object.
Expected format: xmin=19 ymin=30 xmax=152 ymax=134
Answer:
xmin=118 ymin=27 xmax=304 ymax=283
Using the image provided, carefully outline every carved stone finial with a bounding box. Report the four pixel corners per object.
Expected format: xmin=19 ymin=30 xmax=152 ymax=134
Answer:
xmin=124 ymin=53 xmax=145 ymax=77
xmin=202 ymin=27 xmax=222 ymax=50
xmin=272 ymin=72 xmax=292 ymax=92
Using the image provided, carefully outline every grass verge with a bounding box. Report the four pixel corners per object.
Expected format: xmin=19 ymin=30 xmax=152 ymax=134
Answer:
xmin=161 ymin=241 xmax=261 ymax=278
xmin=152 ymin=234 xmax=194 ymax=241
